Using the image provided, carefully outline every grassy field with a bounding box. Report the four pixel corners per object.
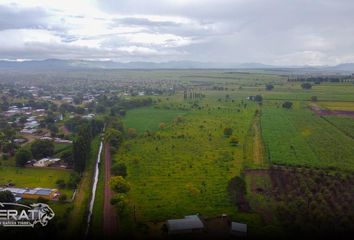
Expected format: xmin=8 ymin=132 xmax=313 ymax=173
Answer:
xmin=122 ymin=106 xmax=187 ymax=133
xmin=323 ymin=116 xmax=354 ymax=138
xmin=261 ymin=102 xmax=354 ymax=171
xmin=115 ymin=94 xmax=258 ymax=225
xmin=318 ymin=101 xmax=354 ymax=111
xmin=0 ymin=166 xmax=73 ymax=193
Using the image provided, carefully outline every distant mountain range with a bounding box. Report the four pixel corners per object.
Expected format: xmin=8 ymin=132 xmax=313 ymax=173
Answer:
xmin=0 ymin=59 xmax=353 ymax=72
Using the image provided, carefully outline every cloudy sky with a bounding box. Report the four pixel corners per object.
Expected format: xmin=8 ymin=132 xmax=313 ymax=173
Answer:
xmin=0 ymin=0 xmax=353 ymax=65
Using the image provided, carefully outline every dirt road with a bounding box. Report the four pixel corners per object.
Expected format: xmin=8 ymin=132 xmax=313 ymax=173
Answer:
xmin=103 ymin=143 xmax=118 ymax=237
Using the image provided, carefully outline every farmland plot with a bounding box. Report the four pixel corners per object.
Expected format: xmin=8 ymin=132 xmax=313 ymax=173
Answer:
xmin=262 ymin=103 xmax=354 ymax=171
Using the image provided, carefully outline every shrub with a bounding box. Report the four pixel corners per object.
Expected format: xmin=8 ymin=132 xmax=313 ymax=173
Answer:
xmin=224 ymin=127 xmax=233 ymax=137
xmin=111 ymin=163 xmax=127 ymax=177
xmin=282 ymin=101 xmax=293 ymax=109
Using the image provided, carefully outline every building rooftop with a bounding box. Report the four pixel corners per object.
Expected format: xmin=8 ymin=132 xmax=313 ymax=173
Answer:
xmin=231 ymin=222 xmax=247 ymax=233
xmin=167 ymin=215 xmax=204 ymax=232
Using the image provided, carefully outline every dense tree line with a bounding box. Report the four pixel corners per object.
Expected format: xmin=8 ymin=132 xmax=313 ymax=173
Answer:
xmin=72 ymin=119 xmax=104 ymax=173
xmin=288 ymin=75 xmax=353 ymax=83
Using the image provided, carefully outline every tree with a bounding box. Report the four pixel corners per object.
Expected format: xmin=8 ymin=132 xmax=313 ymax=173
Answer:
xmin=311 ymin=96 xmax=318 ymax=102
xmin=301 ymin=83 xmax=312 ymax=89
xmin=105 ymin=128 xmax=123 ymax=149
xmin=254 ymin=95 xmax=263 ymax=102
xmin=224 ymin=127 xmax=233 ymax=137
xmin=126 ymin=128 xmax=137 ymax=138
xmin=0 ymin=190 xmax=15 ymax=202
xmin=56 ymin=179 xmax=66 ymax=189
xmin=30 ymin=140 xmax=54 ymax=159
xmin=15 ymin=149 xmax=32 ymax=167
xmin=73 ymin=124 xmax=92 ymax=173
xmin=282 ymin=101 xmax=293 ymax=109
xmin=111 ymin=163 xmax=127 ymax=177
xmin=110 ymin=193 xmax=128 ymax=213
xmin=266 ymin=84 xmax=274 ymax=91
xmin=110 ymin=176 xmax=130 ymax=193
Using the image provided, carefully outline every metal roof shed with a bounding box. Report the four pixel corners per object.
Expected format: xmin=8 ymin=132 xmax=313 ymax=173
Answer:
xmin=167 ymin=215 xmax=205 ymax=234
xmin=230 ymin=222 xmax=247 ymax=237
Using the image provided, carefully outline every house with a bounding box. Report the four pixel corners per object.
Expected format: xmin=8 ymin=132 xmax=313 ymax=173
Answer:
xmin=54 ymin=138 xmax=73 ymax=144
xmin=33 ymin=158 xmax=61 ymax=167
xmin=0 ymin=187 xmax=60 ymax=201
xmin=20 ymin=128 xmax=37 ymax=134
xmin=167 ymin=215 xmax=205 ymax=235
xmin=82 ymin=113 xmax=95 ymax=120
xmin=63 ymin=97 xmax=73 ymax=103
xmin=14 ymin=138 xmax=27 ymax=144
xmin=230 ymin=222 xmax=247 ymax=237
xmin=3 ymin=109 xmax=20 ymax=117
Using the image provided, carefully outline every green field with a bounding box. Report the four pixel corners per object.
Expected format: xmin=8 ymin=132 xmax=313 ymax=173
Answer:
xmin=115 ymin=96 xmax=258 ymax=223
xmin=122 ymin=106 xmax=187 ymax=133
xmin=261 ymin=102 xmax=354 ymax=171
xmin=0 ymin=166 xmax=72 ymax=189
xmin=323 ymin=115 xmax=354 ymax=138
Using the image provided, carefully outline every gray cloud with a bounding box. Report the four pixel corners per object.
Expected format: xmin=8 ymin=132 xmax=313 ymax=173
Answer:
xmin=0 ymin=4 xmax=48 ymax=30
xmin=0 ymin=0 xmax=353 ymax=65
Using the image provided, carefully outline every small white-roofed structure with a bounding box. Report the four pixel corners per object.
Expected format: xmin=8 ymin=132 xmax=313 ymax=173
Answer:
xmin=33 ymin=158 xmax=60 ymax=167
xmin=167 ymin=215 xmax=205 ymax=235
xmin=230 ymin=222 xmax=247 ymax=237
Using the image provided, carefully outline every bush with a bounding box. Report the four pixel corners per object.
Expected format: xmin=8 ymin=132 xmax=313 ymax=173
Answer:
xmin=67 ymin=172 xmax=81 ymax=189
xmin=301 ymin=83 xmax=312 ymax=89
xmin=59 ymin=194 xmax=67 ymax=202
xmin=111 ymin=163 xmax=127 ymax=177
xmin=254 ymin=95 xmax=263 ymax=102
xmin=56 ymin=179 xmax=66 ymax=189
xmin=282 ymin=101 xmax=293 ymax=109
xmin=224 ymin=127 xmax=233 ymax=137
xmin=110 ymin=176 xmax=130 ymax=193
xmin=266 ymin=84 xmax=274 ymax=91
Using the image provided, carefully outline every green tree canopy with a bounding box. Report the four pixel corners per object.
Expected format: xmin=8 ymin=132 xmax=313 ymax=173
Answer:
xmin=30 ymin=140 xmax=54 ymax=159
xmin=111 ymin=163 xmax=127 ymax=177
xmin=110 ymin=176 xmax=130 ymax=193
xmin=0 ymin=190 xmax=15 ymax=202
xmin=15 ymin=149 xmax=32 ymax=167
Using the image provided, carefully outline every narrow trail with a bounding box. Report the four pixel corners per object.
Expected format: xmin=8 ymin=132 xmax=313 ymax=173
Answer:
xmin=103 ymin=143 xmax=118 ymax=237
xmin=252 ymin=119 xmax=264 ymax=166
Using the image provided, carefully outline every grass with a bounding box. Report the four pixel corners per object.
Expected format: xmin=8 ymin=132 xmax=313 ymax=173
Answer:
xmin=122 ymin=106 xmax=187 ymax=133
xmin=0 ymin=166 xmax=72 ymax=193
xmin=323 ymin=115 xmax=354 ymax=139
xmin=115 ymin=96 xmax=258 ymax=224
xmin=261 ymin=102 xmax=354 ymax=171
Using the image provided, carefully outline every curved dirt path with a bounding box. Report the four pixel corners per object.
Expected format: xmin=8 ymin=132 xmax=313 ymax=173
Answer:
xmin=103 ymin=143 xmax=118 ymax=237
